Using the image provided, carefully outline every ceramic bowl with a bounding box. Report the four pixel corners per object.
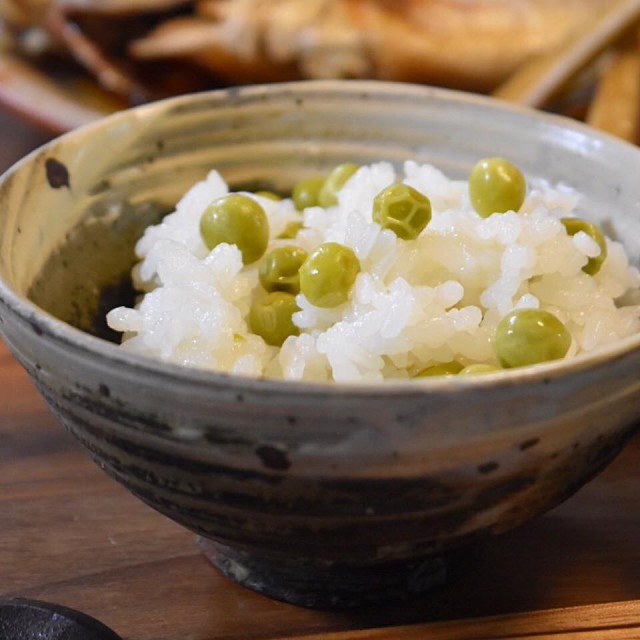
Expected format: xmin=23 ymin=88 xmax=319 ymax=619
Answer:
xmin=1 ymin=81 xmax=640 ymax=608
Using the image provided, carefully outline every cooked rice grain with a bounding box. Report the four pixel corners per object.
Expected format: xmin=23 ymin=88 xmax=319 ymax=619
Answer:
xmin=106 ymin=161 xmax=640 ymax=381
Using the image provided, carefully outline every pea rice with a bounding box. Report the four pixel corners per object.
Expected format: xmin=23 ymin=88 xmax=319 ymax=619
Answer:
xmin=106 ymin=161 xmax=640 ymax=382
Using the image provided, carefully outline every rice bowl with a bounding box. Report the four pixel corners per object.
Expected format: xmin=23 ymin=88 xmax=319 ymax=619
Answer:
xmin=2 ymin=81 xmax=640 ymax=607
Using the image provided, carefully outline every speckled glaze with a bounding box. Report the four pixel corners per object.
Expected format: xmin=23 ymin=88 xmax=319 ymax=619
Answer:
xmin=2 ymin=82 xmax=640 ymax=608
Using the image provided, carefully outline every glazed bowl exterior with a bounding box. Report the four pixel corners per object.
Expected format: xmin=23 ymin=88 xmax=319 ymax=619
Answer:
xmin=1 ymin=81 xmax=640 ymax=607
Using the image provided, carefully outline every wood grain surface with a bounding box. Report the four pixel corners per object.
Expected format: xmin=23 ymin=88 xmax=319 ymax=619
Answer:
xmin=2 ymin=111 xmax=640 ymax=640
xmin=291 ymin=600 xmax=640 ymax=639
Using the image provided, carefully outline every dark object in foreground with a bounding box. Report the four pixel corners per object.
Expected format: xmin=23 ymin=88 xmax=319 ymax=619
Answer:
xmin=0 ymin=598 xmax=122 ymax=640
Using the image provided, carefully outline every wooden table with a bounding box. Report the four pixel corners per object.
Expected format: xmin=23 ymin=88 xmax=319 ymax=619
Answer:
xmin=2 ymin=109 xmax=640 ymax=640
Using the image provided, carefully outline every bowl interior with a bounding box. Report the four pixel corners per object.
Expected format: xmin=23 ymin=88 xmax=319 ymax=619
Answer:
xmin=1 ymin=81 xmax=640 ymax=345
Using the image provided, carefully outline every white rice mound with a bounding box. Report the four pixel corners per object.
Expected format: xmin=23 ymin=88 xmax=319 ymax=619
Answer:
xmin=106 ymin=161 xmax=640 ymax=382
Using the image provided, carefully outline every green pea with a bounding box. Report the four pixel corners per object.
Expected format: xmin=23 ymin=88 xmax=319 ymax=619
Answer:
xmin=469 ymin=157 xmax=526 ymax=218
xmin=318 ymin=163 xmax=360 ymax=208
xmin=200 ymin=194 xmax=269 ymax=264
xmin=561 ymin=217 xmax=608 ymax=275
xmin=372 ymin=183 xmax=432 ymax=240
xmin=255 ymin=190 xmax=282 ymax=201
xmin=249 ymin=292 xmax=300 ymax=346
xmin=299 ymin=242 xmax=360 ymax=308
xmin=415 ymin=361 xmax=464 ymax=377
xmin=277 ymin=221 xmax=304 ymax=239
xmin=459 ymin=364 xmax=500 ymax=376
xmin=494 ymin=308 xmax=571 ymax=368
xmin=259 ymin=245 xmax=308 ymax=294
xmin=292 ymin=176 xmax=325 ymax=211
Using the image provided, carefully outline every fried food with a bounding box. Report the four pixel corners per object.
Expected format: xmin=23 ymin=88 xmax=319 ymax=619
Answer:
xmin=2 ymin=0 xmax=614 ymax=100
xmin=131 ymin=0 xmax=612 ymax=91
xmin=587 ymin=44 xmax=640 ymax=142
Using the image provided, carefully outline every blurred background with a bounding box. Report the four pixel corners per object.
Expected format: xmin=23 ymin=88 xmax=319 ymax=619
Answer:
xmin=0 ymin=0 xmax=639 ymax=155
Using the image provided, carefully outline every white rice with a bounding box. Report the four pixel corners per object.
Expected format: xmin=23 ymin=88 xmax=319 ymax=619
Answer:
xmin=106 ymin=161 xmax=640 ymax=382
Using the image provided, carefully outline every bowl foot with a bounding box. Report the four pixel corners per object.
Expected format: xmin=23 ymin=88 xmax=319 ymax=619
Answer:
xmin=197 ymin=537 xmax=478 ymax=608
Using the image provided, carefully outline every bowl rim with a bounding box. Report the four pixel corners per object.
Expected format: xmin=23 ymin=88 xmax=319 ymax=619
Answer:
xmin=2 ymin=79 xmax=640 ymax=396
